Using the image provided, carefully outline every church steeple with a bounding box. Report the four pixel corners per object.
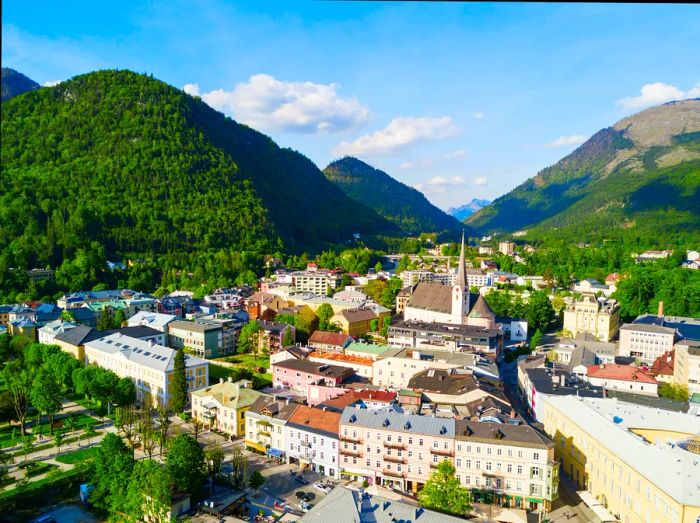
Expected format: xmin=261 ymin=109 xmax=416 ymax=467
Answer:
xmin=451 ymin=230 xmax=470 ymax=324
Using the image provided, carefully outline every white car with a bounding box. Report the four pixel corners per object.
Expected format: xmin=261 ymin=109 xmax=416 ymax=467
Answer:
xmin=298 ymin=501 xmax=312 ymax=512
xmin=313 ymin=482 xmax=332 ymax=494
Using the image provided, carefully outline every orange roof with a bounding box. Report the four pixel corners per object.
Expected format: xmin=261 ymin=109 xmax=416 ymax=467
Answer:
xmin=308 ymin=331 xmax=352 ymax=347
xmin=287 ymin=404 xmax=341 ymax=434
xmin=352 ymin=389 xmax=396 ymax=403
xmin=587 ymin=364 xmax=658 ymax=384
xmin=320 ymin=391 xmax=360 ymax=409
xmin=311 ymin=350 xmax=374 ymax=366
xmin=650 ymin=350 xmax=674 ymax=377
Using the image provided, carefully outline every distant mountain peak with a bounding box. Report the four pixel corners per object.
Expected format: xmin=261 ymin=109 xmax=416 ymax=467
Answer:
xmin=447 ymin=199 xmax=491 ymax=221
xmin=1 ymin=68 xmax=40 ymax=102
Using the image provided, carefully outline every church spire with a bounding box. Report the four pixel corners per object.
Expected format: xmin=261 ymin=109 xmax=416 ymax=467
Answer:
xmin=456 ymin=230 xmax=467 ymax=289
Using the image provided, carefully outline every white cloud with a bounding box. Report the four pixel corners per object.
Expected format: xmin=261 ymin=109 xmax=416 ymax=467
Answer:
xmin=333 ymin=116 xmax=460 ymax=157
xmin=616 ymin=82 xmax=685 ymax=110
xmin=473 ymin=176 xmax=488 ymax=186
xmin=473 ymin=112 xmax=484 ymax=119
xmin=43 ymin=80 xmax=61 ymax=87
xmin=687 ymin=84 xmax=700 ymax=98
xmin=546 ymin=134 xmax=589 ymax=148
xmin=427 ymin=176 xmax=466 ymax=187
xmin=183 ymin=74 xmax=371 ymax=133
xmin=399 ymin=159 xmax=435 ymax=170
xmin=443 ymin=149 xmax=466 ymax=160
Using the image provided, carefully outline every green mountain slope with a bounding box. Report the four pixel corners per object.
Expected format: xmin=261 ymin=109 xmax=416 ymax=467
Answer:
xmin=1 ymin=67 xmax=40 ymax=101
xmin=0 ymin=70 xmax=397 ymax=271
xmin=323 ymin=157 xmax=463 ymax=235
xmin=467 ymin=99 xmax=700 ymax=243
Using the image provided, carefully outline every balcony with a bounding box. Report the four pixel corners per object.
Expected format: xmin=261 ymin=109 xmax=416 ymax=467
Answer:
xmin=340 ymin=448 xmax=363 ymax=457
xmin=301 ymin=441 xmax=312 ymax=448
xmin=340 ymin=434 xmax=363 ymax=444
xmin=383 ymin=455 xmax=406 ymax=464
xmin=382 ymin=469 xmax=406 ymax=478
xmin=429 ymin=448 xmax=454 ymax=457
xmin=383 ymin=441 xmax=407 ymax=450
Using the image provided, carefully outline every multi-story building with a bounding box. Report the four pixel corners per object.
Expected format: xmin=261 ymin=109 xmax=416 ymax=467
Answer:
xmin=84 ymin=333 xmax=209 ymax=408
xmin=308 ymin=350 xmax=374 ymax=379
xmin=0 ymin=305 xmax=11 ymax=327
xmin=372 ymin=348 xmax=478 ymax=389
xmin=244 ymin=396 xmax=299 ymax=458
xmin=338 ymin=406 xmax=455 ymax=493
xmin=258 ymin=320 xmax=295 ymax=353
xmin=308 ymin=331 xmax=353 ymax=352
xmin=286 ymin=405 xmax=341 ymax=478
xmin=407 ymin=368 xmax=504 ymax=406
xmin=674 ymin=340 xmax=700 ymax=395
xmin=127 ymin=311 xmax=177 ymax=334
xmin=584 ymin=364 xmax=659 ymax=396
xmin=38 ymin=319 xmax=78 ymax=345
xmin=291 ymin=270 xmax=343 ymax=296
xmin=191 ymin=379 xmax=269 ymax=438
xmin=331 ymin=308 xmax=389 ymax=337
xmin=388 ymin=320 xmax=499 ymax=353
xmin=453 ymin=421 xmax=558 ymax=513
xmin=619 ymin=323 xmax=677 ymax=364
xmin=272 ymin=359 xmax=354 ymax=397
xmin=168 ymin=320 xmax=223 ymax=359
xmin=542 ymin=395 xmax=700 ymax=523
xmin=563 ymin=293 xmax=620 ymax=342
xmin=498 ymin=241 xmax=515 ymax=255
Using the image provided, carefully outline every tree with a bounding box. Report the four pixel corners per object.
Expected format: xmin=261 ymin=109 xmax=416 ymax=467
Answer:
xmin=230 ymin=446 xmax=247 ymax=489
xmin=93 ymin=433 xmax=135 ymax=515
xmin=374 ymin=261 xmax=383 ymax=273
xmin=417 ymin=460 xmax=472 ymax=516
xmin=525 ymin=291 xmax=555 ymax=334
xmin=97 ymin=306 xmax=116 ymax=330
xmin=658 ymin=382 xmax=690 ymax=401
xmin=116 ymin=405 xmax=139 ymax=454
xmin=30 ymin=367 xmax=63 ymax=434
xmin=370 ymin=319 xmax=378 ymax=332
xmin=115 ymin=377 xmax=137 ymax=407
xmin=156 ymin=402 xmax=172 ymax=456
xmin=167 ymin=433 xmax=205 ymax=501
xmin=249 ymin=470 xmax=265 ymax=491
xmin=113 ymin=308 xmax=126 ymax=328
xmin=530 ymin=328 xmax=544 ymax=350
xmin=237 ymin=320 xmax=261 ymax=355
xmin=84 ymin=423 xmax=97 ymax=445
xmin=65 ymin=412 xmax=79 ymax=434
xmin=191 ymin=417 xmax=203 ymax=442
xmin=170 ymin=349 xmax=188 ymax=413
xmin=125 ymin=460 xmax=172 ymax=523
xmin=138 ymin=408 xmax=157 ymax=459
xmin=316 ymin=303 xmax=335 ymax=331
xmin=2 ymin=360 xmax=31 ymax=436
xmin=54 ymin=431 xmax=65 ymax=454
xmin=282 ymin=327 xmax=295 ymax=347
xmin=205 ymin=443 xmax=225 ymax=494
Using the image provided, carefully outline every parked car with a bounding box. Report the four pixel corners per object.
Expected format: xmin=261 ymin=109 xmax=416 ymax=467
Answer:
xmin=296 ymin=491 xmax=312 ymax=502
xmin=295 ymin=475 xmax=310 ymax=485
xmin=298 ymin=501 xmax=313 ymax=513
xmin=313 ymin=482 xmax=332 ymax=494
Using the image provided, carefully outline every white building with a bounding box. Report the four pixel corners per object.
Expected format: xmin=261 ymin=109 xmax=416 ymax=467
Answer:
xmin=244 ymin=397 xmax=300 ymax=458
xmin=127 ymin=311 xmax=178 ymax=334
xmin=584 ymin=364 xmax=659 ymax=396
xmin=38 ymin=319 xmax=78 ymax=345
xmin=619 ymin=323 xmax=677 ymax=364
xmin=286 ymin=404 xmax=341 ymax=478
xmin=83 ymin=333 xmax=209 ymax=408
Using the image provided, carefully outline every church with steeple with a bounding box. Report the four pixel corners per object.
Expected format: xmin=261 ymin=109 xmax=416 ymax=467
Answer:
xmin=402 ymin=232 xmax=496 ymax=328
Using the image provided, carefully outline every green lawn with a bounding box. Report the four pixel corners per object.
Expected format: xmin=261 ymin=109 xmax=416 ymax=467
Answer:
xmin=17 ymin=461 xmax=58 ymax=478
xmin=55 ymin=446 xmax=99 ymax=464
xmin=215 ymin=353 xmax=270 ymax=369
xmin=0 ymin=424 xmax=21 ymax=449
xmin=209 ymin=363 xmax=271 ymax=390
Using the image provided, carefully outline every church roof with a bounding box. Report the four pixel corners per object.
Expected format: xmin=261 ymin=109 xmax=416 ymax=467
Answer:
xmin=407 ymin=283 xmax=481 ymax=317
xmin=455 ymin=231 xmax=467 ymax=289
xmin=468 ymin=294 xmax=495 ymax=319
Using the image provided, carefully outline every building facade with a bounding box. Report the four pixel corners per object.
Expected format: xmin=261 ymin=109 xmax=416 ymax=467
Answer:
xmin=619 ymin=323 xmax=677 ymax=364
xmin=563 ymin=293 xmax=620 ymax=342
xmin=286 ymin=405 xmax=341 ymax=478
xmin=674 ymin=340 xmax=700 ymax=395
xmin=244 ymin=396 xmax=299 ymax=457
xmin=168 ymin=320 xmax=223 ymax=359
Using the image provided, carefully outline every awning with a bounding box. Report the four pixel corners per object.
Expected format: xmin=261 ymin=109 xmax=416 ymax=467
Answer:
xmin=267 ymin=448 xmax=284 ymax=458
xmin=577 ymin=490 xmax=618 ymax=522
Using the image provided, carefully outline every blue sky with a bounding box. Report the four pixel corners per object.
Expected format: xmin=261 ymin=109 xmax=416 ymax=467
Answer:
xmin=3 ymin=1 xmax=699 ymax=209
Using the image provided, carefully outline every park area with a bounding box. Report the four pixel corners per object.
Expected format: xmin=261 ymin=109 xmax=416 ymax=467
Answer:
xmin=210 ymin=353 xmax=272 ymax=389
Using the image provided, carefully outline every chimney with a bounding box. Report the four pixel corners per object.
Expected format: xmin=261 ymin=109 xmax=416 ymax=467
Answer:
xmin=658 ymin=301 xmax=664 ymax=319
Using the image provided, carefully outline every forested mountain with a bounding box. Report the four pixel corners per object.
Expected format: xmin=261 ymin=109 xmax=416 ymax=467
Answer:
xmin=1 ymin=67 xmax=40 ymax=101
xmin=0 ymin=70 xmax=397 ymax=280
xmin=447 ymin=199 xmax=490 ymax=221
xmin=467 ymin=100 xmax=700 ymax=245
xmin=323 ymin=157 xmax=463 ymax=235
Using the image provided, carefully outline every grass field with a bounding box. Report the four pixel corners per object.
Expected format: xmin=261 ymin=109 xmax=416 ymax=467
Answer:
xmin=55 ymin=446 xmax=99 ymax=464
xmin=215 ymin=353 xmax=270 ymax=368
xmin=208 ymin=363 xmax=272 ymax=389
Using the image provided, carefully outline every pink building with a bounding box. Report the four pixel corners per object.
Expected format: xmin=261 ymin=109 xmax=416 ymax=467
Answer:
xmin=272 ymin=358 xmax=355 ymax=398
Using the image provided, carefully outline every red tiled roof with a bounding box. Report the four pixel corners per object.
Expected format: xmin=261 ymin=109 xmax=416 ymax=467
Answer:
xmin=287 ymin=404 xmax=341 ymax=434
xmin=308 ymin=330 xmax=352 ymax=347
xmin=320 ymin=391 xmax=360 ymax=409
xmin=352 ymin=389 xmax=396 ymax=403
xmin=587 ymin=364 xmax=658 ymax=384
xmin=650 ymin=350 xmax=675 ymax=376
xmin=311 ymin=350 xmax=374 ymax=366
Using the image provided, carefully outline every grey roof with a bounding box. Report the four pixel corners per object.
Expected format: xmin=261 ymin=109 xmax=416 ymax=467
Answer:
xmin=103 ymin=326 xmax=163 ymax=339
xmin=633 ymin=314 xmax=700 ymax=341
xmin=407 ymin=369 xmax=479 ymax=396
xmin=54 ymin=325 xmax=102 ymax=346
xmin=248 ymin=396 xmax=300 ymax=420
xmin=84 ymin=333 xmax=207 ymax=372
xmin=259 ymin=320 xmax=292 ymax=334
xmin=340 ymin=406 xmax=455 ymax=437
xmin=390 ymin=319 xmax=499 ymax=339
xmin=525 ymin=368 xmax=604 ymax=398
xmin=69 ymin=308 xmax=96 ymax=322
xmin=169 ymin=319 xmax=222 ymax=333
xmin=620 ymin=322 xmax=677 ymax=335
xmin=301 ymin=487 xmax=467 ymax=523
xmin=378 ymin=347 xmax=478 ymax=367
xmin=467 ymin=294 xmax=495 ymax=319
xmin=454 ymin=420 xmax=554 ymax=448
xmin=273 ymin=358 xmax=354 ymax=380
xmin=606 ymin=390 xmax=688 ymax=413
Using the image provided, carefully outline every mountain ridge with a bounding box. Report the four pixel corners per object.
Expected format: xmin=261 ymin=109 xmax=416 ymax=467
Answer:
xmin=322 ymin=156 xmax=463 ymax=235
xmin=447 ymin=199 xmax=491 ymax=221
xmin=1 ymin=67 xmax=40 ymax=101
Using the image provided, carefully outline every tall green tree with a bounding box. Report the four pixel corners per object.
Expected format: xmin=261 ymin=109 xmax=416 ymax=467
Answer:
xmin=417 ymin=460 xmax=472 ymax=516
xmin=2 ymin=360 xmax=31 ymax=436
xmin=93 ymin=433 xmax=135 ymax=515
xmin=316 ymin=303 xmax=335 ymax=331
xmin=237 ymin=320 xmax=261 ymax=354
xmin=30 ymin=367 xmax=63 ymax=434
xmin=525 ymin=291 xmax=556 ymax=333
xmin=170 ymin=349 xmax=188 ymax=413
xmin=167 ymin=433 xmax=205 ymax=501
xmin=205 ymin=443 xmax=225 ymax=494
xmin=125 ymin=459 xmax=172 ymax=523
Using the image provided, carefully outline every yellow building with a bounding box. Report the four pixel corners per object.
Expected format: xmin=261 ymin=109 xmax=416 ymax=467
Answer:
xmin=191 ymin=379 xmax=270 ymax=438
xmin=563 ymin=293 xmax=620 ymax=342
xmin=331 ymin=308 xmax=388 ymax=337
xmin=542 ymin=395 xmax=700 ymax=523
xmin=674 ymin=340 xmax=700 ymax=395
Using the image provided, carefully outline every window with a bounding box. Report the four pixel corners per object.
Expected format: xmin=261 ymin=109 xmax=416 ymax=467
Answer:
xmin=433 ymin=455 xmax=438 ymax=463
xmin=419 ymin=439 xmax=423 ymax=446
xmin=476 ymin=460 xmax=481 ymax=469
xmin=533 ymin=452 xmax=540 ymax=461
xmin=507 ymin=463 xmax=512 ymax=473
xmin=517 ymin=465 xmax=523 ymax=474
xmin=456 ymin=458 xmax=462 ymax=467
xmin=486 ymin=462 xmax=492 ymax=471
xmin=466 ymin=459 xmax=471 ymax=468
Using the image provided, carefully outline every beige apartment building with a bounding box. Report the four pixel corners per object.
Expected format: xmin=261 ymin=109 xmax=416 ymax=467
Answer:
xmin=619 ymin=323 xmax=677 ymax=364
xmin=563 ymin=293 xmax=620 ymax=342
xmin=338 ymin=406 xmax=455 ymax=493
xmin=542 ymin=395 xmax=700 ymax=523
xmin=673 ymin=339 xmax=700 ymax=395
xmin=372 ymin=347 xmax=477 ymax=389
xmin=453 ymin=421 xmax=558 ymax=513
xmin=84 ymin=333 xmax=209 ymax=408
